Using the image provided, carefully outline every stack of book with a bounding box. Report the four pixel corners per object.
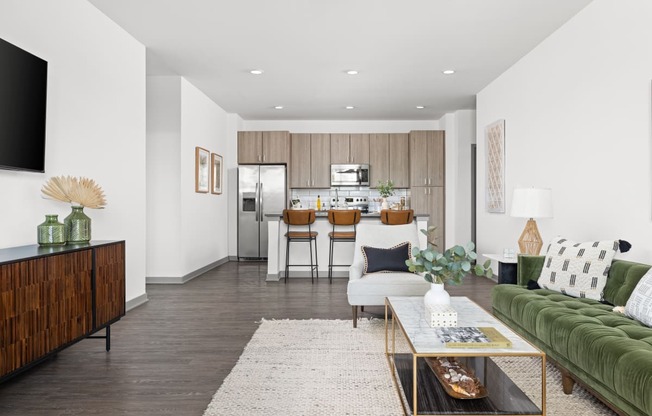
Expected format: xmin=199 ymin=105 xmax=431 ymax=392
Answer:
xmin=434 ymin=327 xmax=512 ymax=348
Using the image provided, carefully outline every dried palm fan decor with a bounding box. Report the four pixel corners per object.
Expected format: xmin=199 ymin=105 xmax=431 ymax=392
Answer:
xmin=42 ymin=175 xmax=107 ymax=208
xmin=41 ymin=176 xmax=107 ymax=243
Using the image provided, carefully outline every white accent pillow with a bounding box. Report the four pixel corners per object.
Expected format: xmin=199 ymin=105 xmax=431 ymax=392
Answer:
xmin=538 ymin=237 xmax=619 ymax=301
xmin=625 ymin=268 xmax=652 ymax=327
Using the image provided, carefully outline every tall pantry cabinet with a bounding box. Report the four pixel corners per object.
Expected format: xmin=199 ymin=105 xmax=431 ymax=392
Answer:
xmin=409 ymin=130 xmax=445 ymax=248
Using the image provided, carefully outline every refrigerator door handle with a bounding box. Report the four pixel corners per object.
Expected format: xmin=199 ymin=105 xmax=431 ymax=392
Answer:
xmin=260 ymin=183 xmax=264 ymax=218
xmin=255 ymin=182 xmax=259 ymax=221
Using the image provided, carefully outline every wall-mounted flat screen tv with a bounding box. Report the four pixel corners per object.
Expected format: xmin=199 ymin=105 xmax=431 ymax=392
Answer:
xmin=0 ymin=38 xmax=48 ymax=172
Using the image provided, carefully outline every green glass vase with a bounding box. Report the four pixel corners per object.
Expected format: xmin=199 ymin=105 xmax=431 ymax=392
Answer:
xmin=64 ymin=206 xmax=91 ymax=243
xmin=37 ymin=214 xmax=66 ymax=246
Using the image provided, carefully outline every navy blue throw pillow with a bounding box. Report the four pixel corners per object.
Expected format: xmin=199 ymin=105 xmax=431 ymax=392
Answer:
xmin=361 ymin=242 xmax=412 ymax=274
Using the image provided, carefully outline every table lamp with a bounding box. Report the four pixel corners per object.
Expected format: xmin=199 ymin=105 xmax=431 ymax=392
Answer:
xmin=510 ymin=188 xmax=553 ymax=255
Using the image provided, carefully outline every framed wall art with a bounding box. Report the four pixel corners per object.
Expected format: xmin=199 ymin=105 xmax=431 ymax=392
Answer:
xmin=211 ymin=153 xmax=223 ymax=195
xmin=485 ymin=119 xmax=505 ymax=213
xmin=195 ymin=146 xmax=210 ymax=193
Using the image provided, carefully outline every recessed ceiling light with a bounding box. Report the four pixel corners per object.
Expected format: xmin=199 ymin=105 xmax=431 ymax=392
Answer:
xmin=345 ymin=106 xmax=355 ymax=110
xmin=346 ymin=70 xmax=359 ymax=75
xmin=416 ymin=106 xmax=425 ymax=109
xmin=274 ymin=106 xmax=283 ymax=110
xmin=250 ymin=69 xmax=264 ymax=75
xmin=442 ymin=69 xmax=455 ymax=75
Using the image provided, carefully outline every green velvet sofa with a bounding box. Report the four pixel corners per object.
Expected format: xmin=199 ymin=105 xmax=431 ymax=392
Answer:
xmin=492 ymin=255 xmax=652 ymax=416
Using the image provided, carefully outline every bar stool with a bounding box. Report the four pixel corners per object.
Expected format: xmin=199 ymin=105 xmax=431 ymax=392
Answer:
xmin=283 ymin=209 xmax=318 ymax=284
xmin=327 ymin=209 xmax=361 ymax=284
xmin=380 ymin=209 xmax=414 ymax=225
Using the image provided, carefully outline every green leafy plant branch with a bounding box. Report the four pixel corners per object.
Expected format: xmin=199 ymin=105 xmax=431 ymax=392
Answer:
xmin=376 ymin=180 xmax=395 ymax=199
xmin=405 ymin=226 xmax=493 ymax=285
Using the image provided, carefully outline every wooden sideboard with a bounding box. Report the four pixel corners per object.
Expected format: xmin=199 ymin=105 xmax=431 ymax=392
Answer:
xmin=0 ymin=240 xmax=125 ymax=382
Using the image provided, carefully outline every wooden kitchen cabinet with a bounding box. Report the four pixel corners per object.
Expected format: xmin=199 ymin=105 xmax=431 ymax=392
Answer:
xmin=310 ymin=133 xmax=331 ymax=187
xmin=369 ymin=133 xmax=409 ymax=188
xmin=290 ymin=133 xmax=330 ymax=188
xmin=369 ymin=133 xmax=389 ymax=186
xmin=411 ymin=186 xmax=445 ymax=248
xmin=330 ymin=134 xmax=350 ymax=164
xmin=330 ymin=133 xmax=369 ymax=164
xmin=349 ymin=134 xmax=369 ymax=164
xmin=238 ymin=131 xmax=290 ymax=164
xmin=409 ymin=130 xmax=444 ymax=187
xmin=389 ymin=133 xmax=409 ymax=188
xmin=238 ymin=131 xmax=262 ymax=164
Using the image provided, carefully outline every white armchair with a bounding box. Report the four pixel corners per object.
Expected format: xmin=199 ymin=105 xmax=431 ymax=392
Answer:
xmin=347 ymin=223 xmax=430 ymax=327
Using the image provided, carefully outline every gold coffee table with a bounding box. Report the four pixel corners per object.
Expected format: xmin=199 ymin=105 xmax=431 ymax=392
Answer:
xmin=385 ymin=296 xmax=546 ymax=416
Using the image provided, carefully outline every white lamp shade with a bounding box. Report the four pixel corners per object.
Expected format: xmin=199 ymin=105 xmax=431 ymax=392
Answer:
xmin=510 ymin=188 xmax=553 ymax=219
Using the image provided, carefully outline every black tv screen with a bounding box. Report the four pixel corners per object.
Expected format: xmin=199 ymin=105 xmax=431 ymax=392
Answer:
xmin=0 ymin=38 xmax=48 ymax=172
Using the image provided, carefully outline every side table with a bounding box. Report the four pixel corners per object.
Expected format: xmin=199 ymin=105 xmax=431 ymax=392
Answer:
xmin=483 ymin=254 xmax=518 ymax=284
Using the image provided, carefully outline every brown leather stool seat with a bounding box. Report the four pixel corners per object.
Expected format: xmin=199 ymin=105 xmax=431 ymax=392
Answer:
xmin=380 ymin=209 xmax=414 ymax=225
xmin=327 ymin=209 xmax=361 ymax=284
xmin=283 ymin=209 xmax=318 ymax=283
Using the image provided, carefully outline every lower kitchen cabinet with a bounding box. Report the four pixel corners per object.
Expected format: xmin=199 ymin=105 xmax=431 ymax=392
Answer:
xmin=411 ymin=187 xmax=444 ymax=248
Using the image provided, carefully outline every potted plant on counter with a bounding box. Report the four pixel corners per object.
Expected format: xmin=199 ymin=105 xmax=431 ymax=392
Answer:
xmin=405 ymin=226 xmax=493 ymax=307
xmin=376 ymin=180 xmax=394 ymax=210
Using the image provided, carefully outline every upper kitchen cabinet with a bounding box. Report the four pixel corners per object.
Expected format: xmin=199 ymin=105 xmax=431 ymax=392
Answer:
xmin=238 ymin=131 xmax=290 ymax=164
xmin=290 ymin=133 xmax=331 ymax=188
xmin=349 ymin=134 xmax=369 ymax=164
xmin=409 ymin=130 xmax=444 ymax=187
xmin=369 ymin=133 xmax=389 ymax=186
xmin=330 ymin=134 xmax=369 ymax=164
xmin=330 ymin=134 xmax=350 ymax=164
xmin=389 ymin=133 xmax=409 ymax=188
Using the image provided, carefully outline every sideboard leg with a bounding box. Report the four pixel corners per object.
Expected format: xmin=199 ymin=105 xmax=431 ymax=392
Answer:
xmin=106 ymin=325 xmax=111 ymax=352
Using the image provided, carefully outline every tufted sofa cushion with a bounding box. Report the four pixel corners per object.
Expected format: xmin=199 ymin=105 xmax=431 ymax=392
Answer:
xmin=602 ymin=260 xmax=651 ymax=306
xmin=493 ymin=284 xmax=652 ymax=416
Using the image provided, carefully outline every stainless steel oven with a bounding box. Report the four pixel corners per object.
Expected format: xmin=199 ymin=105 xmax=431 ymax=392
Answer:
xmin=330 ymin=164 xmax=370 ymax=187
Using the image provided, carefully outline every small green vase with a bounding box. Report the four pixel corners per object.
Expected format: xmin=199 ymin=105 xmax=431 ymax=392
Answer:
xmin=37 ymin=214 xmax=66 ymax=246
xmin=64 ymin=206 xmax=91 ymax=243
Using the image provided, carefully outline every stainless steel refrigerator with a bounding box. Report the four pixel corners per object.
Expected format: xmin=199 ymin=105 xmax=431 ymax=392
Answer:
xmin=238 ymin=165 xmax=286 ymax=259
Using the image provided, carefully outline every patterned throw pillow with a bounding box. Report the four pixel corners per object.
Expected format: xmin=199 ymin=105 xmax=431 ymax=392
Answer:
xmin=538 ymin=237 xmax=619 ymax=301
xmin=361 ymin=242 xmax=412 ymax=274
xmin=625 ymin=269 xmax=652 ymax=327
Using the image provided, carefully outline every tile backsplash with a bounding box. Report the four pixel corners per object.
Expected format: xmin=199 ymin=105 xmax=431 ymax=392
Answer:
xmin=290 ymin=187 xmax=410 ymax=212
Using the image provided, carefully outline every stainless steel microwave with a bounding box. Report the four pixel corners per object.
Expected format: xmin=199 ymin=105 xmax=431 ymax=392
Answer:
xmin=331 ymin=164 xmax=370 ymax=187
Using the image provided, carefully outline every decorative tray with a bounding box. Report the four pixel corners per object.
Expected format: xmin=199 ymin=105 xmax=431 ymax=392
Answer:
xmin=424 ymin=357 xmax=488 ymax=399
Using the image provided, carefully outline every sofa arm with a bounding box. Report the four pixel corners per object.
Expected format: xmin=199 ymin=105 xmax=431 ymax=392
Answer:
xmin=349 ymin=263 xmax=363 ymax=281
xmin=517 ymin=255 xmax=545 ymax=286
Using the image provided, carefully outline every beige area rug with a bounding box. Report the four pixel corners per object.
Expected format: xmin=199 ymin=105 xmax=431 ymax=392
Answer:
xmin=203 ymin=319 xmax=615 ymax=416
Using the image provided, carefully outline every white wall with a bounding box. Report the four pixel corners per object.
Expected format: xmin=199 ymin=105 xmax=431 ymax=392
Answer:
xmin=146 ymin=77 xmax=182 ymax=277
xmin=226 ymin=114 xmax=244 ymax=258
xmin=476 ymin=0 xmax=652 ymax=263
xmin=439 ymin=110 xmax=476 ymax=247
xmin=147 ymin=76 xmax=232 ymax=280
xmin=0 ymin=0 xmax=147 ymax=304
xmin=180 ymin=78 xmax=230 ymax=272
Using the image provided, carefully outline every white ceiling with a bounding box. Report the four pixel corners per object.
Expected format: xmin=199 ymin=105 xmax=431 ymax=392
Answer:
xmin=88 ymin=0 xmax=593 ymax=121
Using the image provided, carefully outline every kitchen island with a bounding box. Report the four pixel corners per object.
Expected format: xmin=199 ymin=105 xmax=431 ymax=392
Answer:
xmin=265 ymin=212 xmax=429 ymax=281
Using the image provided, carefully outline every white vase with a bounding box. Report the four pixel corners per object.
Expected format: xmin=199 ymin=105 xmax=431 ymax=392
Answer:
xmin=424 ymin=283 xmax=450 ymax=308
xmin=381 ymin=198 xmax=389 ymax=210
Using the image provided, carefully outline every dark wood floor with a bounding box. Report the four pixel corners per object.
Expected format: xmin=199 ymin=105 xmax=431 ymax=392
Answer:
xmin=0 ymin=261 xmax=496 ymax=416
